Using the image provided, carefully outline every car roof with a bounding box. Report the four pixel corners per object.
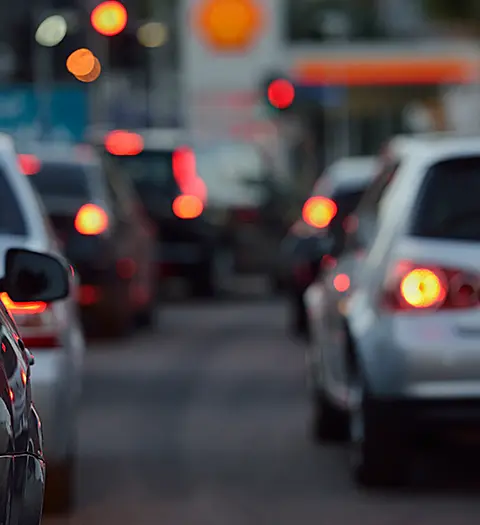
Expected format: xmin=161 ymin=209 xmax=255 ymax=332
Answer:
xmin=387 ymin=133 xmax=480 ymax=165
xmin=313 ymin=156 xmax=377 ymax=195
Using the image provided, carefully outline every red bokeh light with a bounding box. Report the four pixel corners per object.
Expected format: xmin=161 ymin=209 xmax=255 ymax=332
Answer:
xmin=104 ymin=130 xmax=143 ymax=156
xmin=267 ymin=79 xmax=295 ymax=109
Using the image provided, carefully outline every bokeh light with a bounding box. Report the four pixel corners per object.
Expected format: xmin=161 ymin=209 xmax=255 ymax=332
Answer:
xmin=137 ymin=22 xmax=169 ymax=48
xmin=172 ymin=195 xmax=204 ymax=219
xmin=35 ymin=15 xmax=68 ymax=47
xmin=74 ymin=57 xmax=102 ymax=83
xmin=91 ymin=1 xmax=128 ymax=36
xmin=66 ymin=48 xmax=96 ymax=77
xmin=195 ymin=0 xmax=264 ymax=51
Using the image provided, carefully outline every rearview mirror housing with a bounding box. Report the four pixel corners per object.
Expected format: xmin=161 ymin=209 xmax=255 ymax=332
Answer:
xmin=3 ymin=248 xmax=70 ymax=303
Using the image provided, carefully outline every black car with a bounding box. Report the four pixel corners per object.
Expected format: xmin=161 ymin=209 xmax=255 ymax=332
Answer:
xmin=91 ymin=129 xmax=228 ymax=297
xmin=283 ymin=156 xmax=377 ymax=340
xmin=18 ymin=147 xmax=157 ymax=337
xmin=0 ymin=247 xmax=70 ymax=525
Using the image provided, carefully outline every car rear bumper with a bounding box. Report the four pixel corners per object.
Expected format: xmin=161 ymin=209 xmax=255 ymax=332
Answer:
xmin=353 ymin=311 xmax=480 ymax=399
xmin=30 ymin=352 xmax=74 ymax=461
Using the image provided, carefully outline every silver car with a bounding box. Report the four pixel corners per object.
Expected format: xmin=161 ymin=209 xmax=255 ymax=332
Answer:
xmin=305 ymin=133 xmax=480 ymax=486
xmin=2 ymin=137 xmax=85 ymax=513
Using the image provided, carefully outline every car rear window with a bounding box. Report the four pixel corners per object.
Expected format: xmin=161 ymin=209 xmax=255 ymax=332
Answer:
xmin=106 ymin=150 xmax=178 ymax=196
xmin=411 ymin=156 xmax=480 ymax=241
xmin=0 ymin=168 xmax=26 ymax=236
xmin=29 ymin=162 xmax=90 ymax=199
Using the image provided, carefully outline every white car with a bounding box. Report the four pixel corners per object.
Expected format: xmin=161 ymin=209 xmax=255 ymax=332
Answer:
xmin=0 ymin=134 xmax=84 ymax=513
xmin=305 ymin=132 xmax=480 ymax=486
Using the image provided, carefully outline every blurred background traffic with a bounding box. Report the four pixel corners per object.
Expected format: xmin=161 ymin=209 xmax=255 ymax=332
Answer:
xmin=2 ymin=0 xmax=480 ymax=523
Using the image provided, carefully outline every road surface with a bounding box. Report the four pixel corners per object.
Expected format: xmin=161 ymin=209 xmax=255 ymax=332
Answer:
xmin=45 ymin=300 xmax=480 ymax=524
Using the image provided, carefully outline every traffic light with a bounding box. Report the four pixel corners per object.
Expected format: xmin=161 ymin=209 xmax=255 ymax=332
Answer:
xmin=91 ymin=1 xmax=128 ymax=36
xmin=262 ymin=75 xmax=296 ymax=113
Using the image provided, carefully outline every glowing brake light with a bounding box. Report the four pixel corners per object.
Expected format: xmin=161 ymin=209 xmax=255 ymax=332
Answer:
xmin=172 ymin=194 xmax=203 ymax=219
xmin=74 ymin=204 xmax=109 ymax=235
xmin=302 ymin=196 xmax=337 ymax=229
xmin=18 ymin=154 xmax=41 ymax=175
xmin=400 ymin=268 xmax=446 ymax=309
xmin=333 ymin=273 xmax=350 ymax=293
xmin=104 ymin=130 xmax=143 ymax=156
xmin=0 ymin=293 xmax=47 ymax=315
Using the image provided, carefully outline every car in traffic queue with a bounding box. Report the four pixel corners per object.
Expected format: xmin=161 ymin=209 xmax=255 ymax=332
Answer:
xmin=17 ymin=145 xmax=157 ymax=337
xmin=305 ymin=132 xmax=480 ymax=487
xmin=0 ymin=135 xmax=86 ymax=514
xmin=282 ymin=156 xmax=377 ymax=341
xmin=90 ymin=129 xmax=287 ymax=297
xmin=89 ymin=128 xmax=220 ymax=297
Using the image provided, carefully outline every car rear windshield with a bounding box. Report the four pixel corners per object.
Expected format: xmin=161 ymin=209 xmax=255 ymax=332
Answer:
xmin=106 ymin=150 xmax=177 ymax=196
xmin=411 ymin=156 xmax=480 ymax=241
xmin=0 ymin=168 xmax=26 ymax=235
xmin=28 ymin=162 xmax=90 ymax=199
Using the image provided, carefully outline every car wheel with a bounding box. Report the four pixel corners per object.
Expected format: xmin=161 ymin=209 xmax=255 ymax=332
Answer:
xmin=311 ymin=389 xmax=349 ymax=443
xmin=348 ymin=374 xmax=409 ymax=488
xmin=43 ymin=455 xmax=75 ymax=515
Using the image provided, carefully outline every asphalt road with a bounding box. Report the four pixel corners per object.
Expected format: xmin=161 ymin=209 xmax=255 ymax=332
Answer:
xmin=45 ymin=299 xmax=480 ymax=525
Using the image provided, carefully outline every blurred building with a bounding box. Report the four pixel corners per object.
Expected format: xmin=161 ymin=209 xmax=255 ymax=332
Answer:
xmin=181 ymin=0 xmax=480 ymax=196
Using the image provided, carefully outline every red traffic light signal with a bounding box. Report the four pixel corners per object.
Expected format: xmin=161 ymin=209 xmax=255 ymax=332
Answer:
xmin=267 ymin=78 xmax=295 ymax=109
xmin=91 ymin=1 xmax=127 ymax=36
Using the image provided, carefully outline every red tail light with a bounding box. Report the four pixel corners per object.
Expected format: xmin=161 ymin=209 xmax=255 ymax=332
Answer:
xmin=74 ymin=204 xmax=109 ymax=235
xmin=1 ymin=294 xmax=62 ymax=348
xmin=172 ymin=195 xmax=203 ymax=219
xmin=18 ymin=154 xmax=41 ymax=175
xmin=381 ymin=261 xmax=479 ymax=312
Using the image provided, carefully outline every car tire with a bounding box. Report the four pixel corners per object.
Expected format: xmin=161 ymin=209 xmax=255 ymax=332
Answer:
xmin=43 ymin=455 xmax=75 ymax=515
xmin=311 ymin=389 xmax=349 ymax=443
xmin=349 ymin=375 xmax=410 ymax=488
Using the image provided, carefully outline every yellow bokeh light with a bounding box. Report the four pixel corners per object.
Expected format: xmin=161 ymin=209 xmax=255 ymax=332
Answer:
xmin=66 ymin=48 xmax=95 ymax=77
xmin=137 ymin=22 xmax=169 ymax=48
xmin=74 ymin=58 xmax=102 ymax=83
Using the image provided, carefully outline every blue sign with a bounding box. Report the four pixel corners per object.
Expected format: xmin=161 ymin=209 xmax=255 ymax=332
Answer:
xmin=0 ymin=85 xmax=88 ymax=143
xmin=294 ymin=84 xmax=346 ymax=108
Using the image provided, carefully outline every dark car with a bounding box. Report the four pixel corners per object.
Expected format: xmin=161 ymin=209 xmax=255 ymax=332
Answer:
xmin=283 ymin=156 xmax=377 ymax=341
xmin=18 ymin=147 xmax=157 ymax=337
xmin=0 ymin=247 xmax=71 ymax=525
xmin=91 ymin=129 xmax=226 ymax=297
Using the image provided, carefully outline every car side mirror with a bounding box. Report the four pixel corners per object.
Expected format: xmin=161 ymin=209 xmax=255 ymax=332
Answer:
xmin=2 ymin=248 xmax=70 ymax=303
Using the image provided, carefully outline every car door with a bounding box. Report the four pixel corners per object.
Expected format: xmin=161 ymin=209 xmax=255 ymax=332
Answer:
xmin=0 ymin=303 xmax=34 ymax=525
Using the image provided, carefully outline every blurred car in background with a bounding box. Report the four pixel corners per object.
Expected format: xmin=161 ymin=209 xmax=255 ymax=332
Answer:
xmin=0 ymin=134 xmax=84 ymax=514
xmin=91 ymin=128 xmax=222 ymax=297
xmin=90 ymin=129 xmax=289 ymax=297
xmin=17 ymin=145 xmax=157 ymax=337
xmin=305 ymin=133 xmax=480 ymax=487
xmin=281 ymin=156 xmax=377 ymax=341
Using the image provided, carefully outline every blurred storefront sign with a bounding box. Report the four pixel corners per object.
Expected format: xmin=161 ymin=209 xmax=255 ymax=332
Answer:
xmin=0 ymin=86 xmax=87 ymax=142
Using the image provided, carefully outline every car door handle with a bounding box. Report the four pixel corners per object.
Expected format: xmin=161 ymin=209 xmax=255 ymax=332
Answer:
xmin=25 ymin=348 xmax=35 ymax=367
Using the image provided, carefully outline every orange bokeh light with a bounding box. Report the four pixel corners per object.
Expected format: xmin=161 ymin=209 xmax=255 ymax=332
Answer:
xmin=104 ymin=130 xmax=144 ymax=156
xmin=172 ymin=195 xmax=204 ymax=219
xmin=302 ymin=196 xmax=337 ymax=229
xmin=91 ymin=1 xmax=128 ymax=36
xmin=333 ymin=273 xmax=350 ymax=292
xmin=195 ymin=0 xmax=264 ymax=51
xmin=66 ymin=48 xmax=96 ymax=77
xmin=75 ymin=57 xmax=101 ymax=82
